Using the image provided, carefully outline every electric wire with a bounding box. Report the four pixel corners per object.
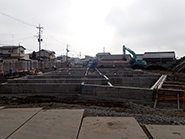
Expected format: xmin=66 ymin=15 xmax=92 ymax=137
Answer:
xmin=0 ymin=11 xmax=84 ymax=56
xmin=0 ymin=11 xmax=36 ymax=28
xmin=43 ymin=32 xmax=67 ymax=46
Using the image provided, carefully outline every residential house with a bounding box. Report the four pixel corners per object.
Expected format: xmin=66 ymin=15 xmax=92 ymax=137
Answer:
xmin=136 ymin=54 xmax=144 ymax=61
xmin=97 ymin=53 xmax=131 ymax=67
xmin=36 ymin=49 xmax=56 ymax=62
xmin=84 ymin=55 xmax=94 ymax=60
xmin=70 ymin=57 xmax=83 ymax=66
xmin=82 ymin=55 xmax=95 ymax=64
xmin=100 ymin=54 xmax=131 ymax=61
xmin=57 ymin=55 xmax=68 ymax=62
xmin=0 ymin=45 xmax=30 ymax=62
xmin=143 ymin=51 xmax=175 ymax=64
xmin=96 ymin=52 xmax=111 ymax=60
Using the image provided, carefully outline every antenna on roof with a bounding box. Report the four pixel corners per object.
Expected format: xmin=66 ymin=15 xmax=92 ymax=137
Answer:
xmin=12 ymin=34 xmax=14 ymax=45
xmin=103 ymin=47 xmax=105 ymax=53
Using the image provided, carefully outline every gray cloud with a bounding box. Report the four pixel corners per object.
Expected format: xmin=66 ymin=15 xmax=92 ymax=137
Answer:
xmin=105 ymin=0 xmax=185 ymax=57
xmin=0 ymin=0 xmax=185 ymax=58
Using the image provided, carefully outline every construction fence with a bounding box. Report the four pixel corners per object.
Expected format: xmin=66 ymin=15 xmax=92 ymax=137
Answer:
xmin=0 ymin=60 xmax=67 ymax=74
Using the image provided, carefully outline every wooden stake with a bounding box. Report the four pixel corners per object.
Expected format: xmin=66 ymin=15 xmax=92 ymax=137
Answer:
xmin=183 ymin=85 xmax=185 ymax=116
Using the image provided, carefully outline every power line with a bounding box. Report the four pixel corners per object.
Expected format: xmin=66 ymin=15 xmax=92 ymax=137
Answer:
xmin=12 ymin=36 xmax=35 ymax=42
xmin=0 ymin=35 xmax=35 ymax=44
xmin=0 ymin=11 xmax=36 ymax=28
xmin=43 ymin=30 xmax=67 ymax=45
xmin=26 ymin=48 xmax=35 ymax=52
xmin=0 ymin=43 xmax=12 ymax=46
xmin=0 ymin=33 xmax=34 ymax=35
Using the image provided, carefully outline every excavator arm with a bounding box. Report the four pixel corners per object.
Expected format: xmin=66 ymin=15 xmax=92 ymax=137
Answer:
xmin=123 ymin=45 xmax=146 ymax=66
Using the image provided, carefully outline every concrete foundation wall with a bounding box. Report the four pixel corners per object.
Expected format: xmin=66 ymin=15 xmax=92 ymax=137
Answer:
xmin=98 ymin=68 xmax=158 ymax=76
xmin=0 ymin=83 xmax=81 ymax=96
xmin=0 ymin=67 xmax=160 ymax=104
xmin=7 ymin=79 xmax=108 ymax=85
xmin=1 ymin=83 xmax=153 ymax=102
xmin=110 ymin=77 xmax=159 ymax=88
xmin=28 ymin=75 xmax=105 ymax=79
xmin=81 ymin=84 xmax=153 ymax=101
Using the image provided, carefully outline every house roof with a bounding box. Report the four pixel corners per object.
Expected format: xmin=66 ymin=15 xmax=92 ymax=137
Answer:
xmin=143 ymin=51 xmax=175 ymax=59
xmin=85 ymin=55 xmax=94 ymax=59
xmin=40 ymin=49 xmax=55 ymax=54
xmin=99 ymin=60 xmax=129 ymax=64
xmin=136 ymin=54 xmax=144 ymax=60
xmin=57 ymin=55 xmax=66 ymax=58
xmin=1 ymin=46 xmax=26 ymax=50
xmin=101 ymin=54 xmax=131 ymax=61
xmin=96 ymin=52 xmax=111 ymax=56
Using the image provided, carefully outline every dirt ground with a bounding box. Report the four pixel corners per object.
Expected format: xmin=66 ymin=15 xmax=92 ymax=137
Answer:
xmin=0 ymin=95 xmax=183 ymax=118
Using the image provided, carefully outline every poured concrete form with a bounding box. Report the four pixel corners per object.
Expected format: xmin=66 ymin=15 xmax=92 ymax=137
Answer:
xmin=7 ymin=78 xmax=108 ymax=85
xmin=9 ymin=109 xmax=84 ymax=139
xmin=0 ymin=83 xmax=82 ymax=95
xmin=146 ymin=125 xmax=185 ymax=139
xmin=0 ymin=108 xmax=42 ymax=139
xmin=0 ymin=67 xmax=161 ymax=103
xmin=82 ymin=84 xmax=152 ymax=101
xmin=78 ymin=117 xmax=148 ymax=139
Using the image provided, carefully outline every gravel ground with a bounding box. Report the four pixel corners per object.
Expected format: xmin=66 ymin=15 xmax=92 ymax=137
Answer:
xmin=51 ymin=101 xmax=185 ymax=125
xmin=1 ymin=95 xmax=185 ymax=125
xmin=83 ymin=108 xmax=185 ymax=125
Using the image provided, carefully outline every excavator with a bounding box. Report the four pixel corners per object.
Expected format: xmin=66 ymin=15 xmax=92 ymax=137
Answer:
xmin=83 ymin=59 xmax=98 ymax=68
xmin=123 ymin=45 xmax=147 ymax=66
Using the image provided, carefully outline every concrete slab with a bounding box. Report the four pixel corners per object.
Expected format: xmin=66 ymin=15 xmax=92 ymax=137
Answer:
xmin=0 ymin=108 xmax=42 ymax=139
xmin=146 ymin=125 xmax=185 ymax=139
xmin=78 ymin=117 xmax=148 ymax=139
xmin=9 ymin=109 xmax=84 ymax=139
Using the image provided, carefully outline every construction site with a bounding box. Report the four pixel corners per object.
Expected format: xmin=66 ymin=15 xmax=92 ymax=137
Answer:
xmin=0 ymin=62 xmax=185 ymax=138
xmin=2 ymin=0 xmax=185 ymax=137
xmin=1 ymin=45 xmax=185 ymax=139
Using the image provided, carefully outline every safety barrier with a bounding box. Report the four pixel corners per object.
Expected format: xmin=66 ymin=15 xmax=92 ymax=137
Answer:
xmin=0 ymin=61 xmax=67 ymax=74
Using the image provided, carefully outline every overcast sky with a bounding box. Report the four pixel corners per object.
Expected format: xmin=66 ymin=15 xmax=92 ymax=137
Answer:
xmin=0 ymin=0 xmax=185 ymax=58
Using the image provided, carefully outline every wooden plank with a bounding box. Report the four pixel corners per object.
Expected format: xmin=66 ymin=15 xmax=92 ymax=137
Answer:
xmin=164 ymin=81 xmax=185 ymax=85
xmin=162 ymin=84 xmax=184 ymax=89
xmin=158 ymin=88 xmax=184 ymax=93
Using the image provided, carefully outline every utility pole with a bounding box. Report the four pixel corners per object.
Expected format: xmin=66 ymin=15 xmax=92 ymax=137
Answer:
xmin=79 ymin=52 xmax=81 ymax=59
xmin=66 ymin=44 xmax=69 ymax=63
xmin=36 ymin=24 xmax=43 ymax=61
xmin=19 ymin=42 xmax=20 ymax=58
